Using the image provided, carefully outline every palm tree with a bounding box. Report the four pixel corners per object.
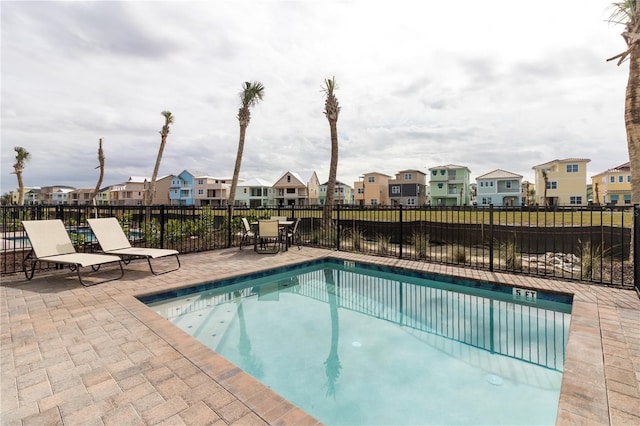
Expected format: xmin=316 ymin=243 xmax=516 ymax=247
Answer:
xmin=322 ymin=77 xmax=341 ymax=226
xmin=607 ymin=1 xmax=640 ymax=204
xmin=228 ymin=81 xmax=265 ymax=216
xmin=12 ymin=146 xmax=31 ymax=205
xmin=91 ymin=138 xmax=105 ymax=208
xmin=147 ymin=111 xmax=174 ymax=206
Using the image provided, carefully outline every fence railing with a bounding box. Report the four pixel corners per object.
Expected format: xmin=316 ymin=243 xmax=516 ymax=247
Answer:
xmin=1 ymin=204 xmax=638 ymax=293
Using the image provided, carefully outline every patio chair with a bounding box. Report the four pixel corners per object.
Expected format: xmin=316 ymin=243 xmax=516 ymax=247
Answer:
xmin=286 ymin=218 xmax=302 ymax=249
xmin=257 ymin=220 xmax=281 ymax=253
xmin=21 ymin=219 xmax=124 ymax=286
xmin=87 ymin=217 xmax=180 ymax=275
xmin=239 ymin=217 xmax=255 ymax=250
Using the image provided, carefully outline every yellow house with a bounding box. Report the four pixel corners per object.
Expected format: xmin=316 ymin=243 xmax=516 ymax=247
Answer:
xmin=590 ymin=162 xmax=631 ymax=206
xmin=532 ymin=158 xmax=590 ymax=206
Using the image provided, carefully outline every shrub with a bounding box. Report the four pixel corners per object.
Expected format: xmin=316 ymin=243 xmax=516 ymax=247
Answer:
xmin=578 ymin=239 xmax=602 ymax=280
xmin=351 ymin=228 xmax=365 ymax=250
xmin=449 ymin=245 xmax=467 ymax=263
xmin=500 ymin=240 xmax=522 ymax=269
xmin=377 ymin=233 xmax=391 ymax=254
xmin=411 ymin=231 xmax=430 ymax=258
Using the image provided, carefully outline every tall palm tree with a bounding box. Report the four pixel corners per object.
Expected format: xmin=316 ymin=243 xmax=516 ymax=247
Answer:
xmin=608 ymin=0 xmax=640 ymax=204
xmin=91 ymin=138 xmax=105 ymax=208
xmin=322 ymin=77 xmax=341 ymax=226
xmin=12 ymin=146 xmax=31 ymax=206
xmin=147 ymin=111 xmax=174 ymax=206
xmin=228 ymin=81 xmax=264 ymax=216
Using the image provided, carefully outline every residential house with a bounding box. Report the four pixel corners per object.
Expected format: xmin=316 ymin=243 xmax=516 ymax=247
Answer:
xmin=319 ymin=181 xmax=354 ymax=205
xmin=429 ymin=165 xmax=472 ymax=206
xmin=273 ymin=171 xmax=320 ymax=206
xmin=475 ymin=169 xmax=523 ymax=207
xmin=236 ymin=178 xmax=276 ymax=207
xmin=521 ymin=180 xmax=535 ymax=206
xmin=194 ymin=175 xmax=236 ymax=207
xmin=153 ymin=175 xmax=173 ymax=205
xmin=532 ymin=158 xmax=590 ymax=206
xmin=11 ymin=187 xmax=40 ymax=205
xmin=170 ymin=170 xmax=195 ymax=206
xmin=50 ymin=188 xmax=73 ymax=205
xmin=388 ymin=170 xmax=428 ymax=206
xmin=110 ymin=176 xmax=148 ymax=206
xmin=590 ymin=162 xmax=632 ymax=205
xmin=353 ymin=172 xmax=392 ymax=206
xmin=39 ymin=186 xmax=75 ymax=205
xmin=96 ymin=187 xmax=111 ymax=205
xmin=69 ymin=188 xmax=95 ymax=206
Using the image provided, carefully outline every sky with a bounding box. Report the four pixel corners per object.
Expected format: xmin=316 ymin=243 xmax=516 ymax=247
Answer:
xmin=0 ymin=0 xmax=632 ymax=195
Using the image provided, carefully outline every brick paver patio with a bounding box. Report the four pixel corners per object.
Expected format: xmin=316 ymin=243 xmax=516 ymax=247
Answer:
xmin=1 ymin=247 xmax=639 ymax=425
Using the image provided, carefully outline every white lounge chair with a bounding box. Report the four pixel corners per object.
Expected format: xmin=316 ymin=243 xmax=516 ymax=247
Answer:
xmin=87 ymin=217 xmax=180 ymax=275
xmin=22 ymin=219 xmax=124 ymax=286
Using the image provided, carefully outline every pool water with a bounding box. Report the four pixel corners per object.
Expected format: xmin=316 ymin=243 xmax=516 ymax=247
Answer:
xmin=144 ymin=259 xmax=571 ymax=425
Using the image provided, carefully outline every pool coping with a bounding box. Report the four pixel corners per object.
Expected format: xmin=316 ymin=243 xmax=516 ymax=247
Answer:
xmin=1 ymin=247 xmax=639 ymax=425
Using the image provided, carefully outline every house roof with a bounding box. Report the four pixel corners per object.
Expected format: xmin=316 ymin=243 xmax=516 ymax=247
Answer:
xmin=591 ymin=161 xmax=631 ymax=178
xmin=320 ymin=180 xmax=351 ymax=187
xmin=532 ymin=158 xmax=591 ymax=169
xmin=429 ymin=164 xmax=471 ymax=172
xmin=128 ymin=176 xmax=150 ymax=183
xmin=238 ymin=178 xmax=273 ymax=187
xmin=476 ymin=169 xmax=523 ymax=180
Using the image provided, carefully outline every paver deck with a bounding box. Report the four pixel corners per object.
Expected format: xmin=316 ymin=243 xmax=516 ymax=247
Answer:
xmin=1 ymin=247 xmax=639 ymax=425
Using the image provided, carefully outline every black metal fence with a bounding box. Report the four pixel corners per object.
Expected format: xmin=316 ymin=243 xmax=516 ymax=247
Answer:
xmin=1 ymin=204 xmax=638 ymax=292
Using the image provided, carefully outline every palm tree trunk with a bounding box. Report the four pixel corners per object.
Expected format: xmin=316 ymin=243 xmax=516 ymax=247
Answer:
xmin=228 ymin=124 xmax=247 ymax=217
xmin=147 ymin=137 xmax=167 ymax=207
xmin=626 ymin=41 xmax=640 ymax=205
xmin=16 ymin=171 xmax=25 ymax=206
xmin=323 ymin=122 xmax=338 ymax=225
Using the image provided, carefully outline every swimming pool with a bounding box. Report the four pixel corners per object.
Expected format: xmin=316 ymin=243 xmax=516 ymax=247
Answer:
xmin=143 ymin=259 xmax=572 ymax=425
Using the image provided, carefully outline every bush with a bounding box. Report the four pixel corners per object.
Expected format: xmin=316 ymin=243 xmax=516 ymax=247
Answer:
xmin=411 ymin=231 xmax=430 ymax=258
xmin=449 ymin=245 xmax=467 ymax=263
xmin=377 ymin=233 xmax=391 ymax=254
xmin=500 ymin=240 xmax=522 ymax=269
xmin=578 ymin=239 xmax=602 ymax=280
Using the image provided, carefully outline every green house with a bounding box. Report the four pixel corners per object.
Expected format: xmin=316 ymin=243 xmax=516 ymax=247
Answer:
xmin=428 ymin=164 xmax=472 ymax=206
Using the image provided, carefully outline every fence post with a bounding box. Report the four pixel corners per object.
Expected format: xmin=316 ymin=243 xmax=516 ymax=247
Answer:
xmin=336 ymin=204 xmax=341 ymax=251
xmin=489 ymin=204 xmax=494 ymax=272
xmin=399 ymin=204 xmax=403 ymax=259
xmin=227 ymin=205 xmax=232 ymax=248
xmin=634 ymin=204 xmax=639 ymax=295
xmin=159 ymin=205 xmax=165 ymax=249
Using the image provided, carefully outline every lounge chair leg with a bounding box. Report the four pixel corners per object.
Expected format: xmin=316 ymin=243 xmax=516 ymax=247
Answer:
xmin=147 ymin=254 xmax=181 ymax=275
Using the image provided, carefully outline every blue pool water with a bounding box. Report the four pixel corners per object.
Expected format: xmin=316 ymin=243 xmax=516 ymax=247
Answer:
xmin=143 ymin=259 xmax=572 ymax=425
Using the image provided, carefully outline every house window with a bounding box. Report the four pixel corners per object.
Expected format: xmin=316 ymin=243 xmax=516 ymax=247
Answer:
xmin=619 ymin=175 xmax=624 ymax=183
xmin=368 ymin=176 xmax=375 ymax=183
xmin=624 ymin=194 xmax=631 ymax=204
xmin=566 ymin=164 xmax=578 ymax=173
xmin=370 ymin=199 xmax=378 ymax=205
xmin=628 ymin=175 xmax=632 ymax=182
xmin=569 ymin=196 xmax=582 ymax=205
xmin=480 ymin=182 xmax=484 ymax=187
xmin=437 ymin=183 xmax=443 ymax=189
xmin=406 ymin=198 xmax=415 ymax=205
xmin=440 ymin=170 xmax=446 ymax=175
xmin=546 ymin=181 xmax=557 ymax=190
xmin=198 ymin=189 xmax=204 ymax=195
xmin=391 ymin=186 xmax=401 ymax=194
xmin=287 ymin=175 xmax=291 ymax=182
xmin=404 ymin=173 xmax=412 ymax=180
xmin=432 ymin=170 xmax=437 ymax=176
xmin=490 ymin=181 xmax=494 ymax=187
xmin=286 ymin=188 xmax=295 ymax=194
xmin=611 ymin=176 xmax=615 ymax=183
xmin=198 ymin=179 xmax=204 ymax=185
xmin=505 ymin=181 xmax=512 ymax=189
xmin=358 ymin=188 xmax=364 ymax=194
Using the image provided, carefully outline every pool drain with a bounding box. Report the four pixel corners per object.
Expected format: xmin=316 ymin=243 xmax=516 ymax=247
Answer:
xmin=485 ymin=374 xmax=503 ymax=385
